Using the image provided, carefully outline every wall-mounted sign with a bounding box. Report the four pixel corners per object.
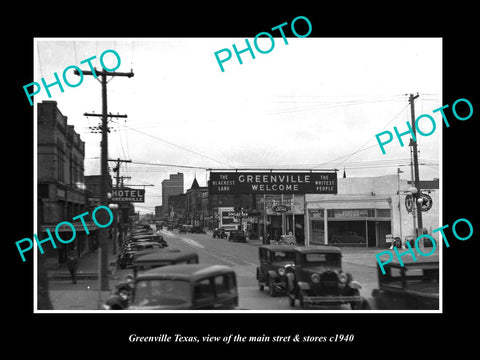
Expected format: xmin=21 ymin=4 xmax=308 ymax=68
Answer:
xmin=209 ymin=172 xmax=337 ymax=194
xmin=272 ymin=204 xmax=290 ymax=213
xmin=405 ymin=192 xmax=433 ymax=212
xmin=111 ymin=188 xmax=145 ymax=202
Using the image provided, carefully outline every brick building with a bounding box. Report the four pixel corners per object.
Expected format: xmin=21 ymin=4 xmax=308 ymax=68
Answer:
xmin=37 ymin=101 xmax=94 ymax=267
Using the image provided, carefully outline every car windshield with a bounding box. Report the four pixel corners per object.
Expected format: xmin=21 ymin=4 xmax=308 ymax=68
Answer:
xmin=131 ymin=279 xmax=190 ymax=307
xmin=271 ymin=251 xmax=295 ymax=262
xmin=304 ymin=253 xmax=341 ymax=267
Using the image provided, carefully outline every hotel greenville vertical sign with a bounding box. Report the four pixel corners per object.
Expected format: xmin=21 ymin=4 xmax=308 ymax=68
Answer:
xmin=208 ymin=172 xmax=337 ymax=194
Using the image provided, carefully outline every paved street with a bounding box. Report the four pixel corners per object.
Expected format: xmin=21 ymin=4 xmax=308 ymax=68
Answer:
xmin=107 ymin=228 xmax=379 ymax=311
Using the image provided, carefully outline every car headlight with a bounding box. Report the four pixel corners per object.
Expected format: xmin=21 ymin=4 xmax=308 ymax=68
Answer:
xmin=311 ymin=273 xmax=320 ymax=283
xmin=278 ymin=268 xmax=286 ymax=276
xmin=339 ymin=272 xmax=348 ymax=284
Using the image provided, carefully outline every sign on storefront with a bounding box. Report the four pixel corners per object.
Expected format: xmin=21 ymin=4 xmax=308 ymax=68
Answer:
xmin=209 ymin=172 xmax=337 ymax=194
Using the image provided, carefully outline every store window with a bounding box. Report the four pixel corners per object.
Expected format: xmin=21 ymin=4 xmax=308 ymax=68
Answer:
xmin=376 ymin=209 xmax=391 ymax=217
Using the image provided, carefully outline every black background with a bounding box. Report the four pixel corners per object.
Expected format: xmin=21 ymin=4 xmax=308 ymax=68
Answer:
xmin=6 ymin=4 xmax=478 ymax=355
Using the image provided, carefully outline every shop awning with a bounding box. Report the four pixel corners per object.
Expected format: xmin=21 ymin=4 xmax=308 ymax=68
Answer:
xmin=39 ymin=221 xmax=98 ymax=233
xmin=306 ymin=195 xmax=392 ymax=210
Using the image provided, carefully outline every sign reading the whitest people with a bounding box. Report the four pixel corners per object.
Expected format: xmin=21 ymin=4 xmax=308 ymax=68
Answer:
xmin=209 ymin=172 xmax=337 ymax=194
xmin=111 ymin=188 xmax=145 ymax=202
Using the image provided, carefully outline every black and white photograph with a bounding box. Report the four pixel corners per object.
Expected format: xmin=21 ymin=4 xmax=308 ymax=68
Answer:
xmin=7 ymin=6 xmax=479 ymax=353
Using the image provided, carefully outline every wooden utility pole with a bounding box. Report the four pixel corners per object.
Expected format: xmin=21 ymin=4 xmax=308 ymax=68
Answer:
xmin=75 ymin=68 xmax=133 ymax=291
xmin=408 ymin=93 xmax=423 ymax=237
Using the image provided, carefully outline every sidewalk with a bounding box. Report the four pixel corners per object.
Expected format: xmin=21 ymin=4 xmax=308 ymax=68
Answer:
xmin=48 ymin=241 xmax=117 ymax=281
xmin=47 ymin=241 xmax=118 ymax=311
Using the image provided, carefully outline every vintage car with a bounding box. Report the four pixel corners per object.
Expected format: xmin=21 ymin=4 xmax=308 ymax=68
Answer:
xmin=107 ymin=264 xmax=238 ymax=310
xmin=363 ymin=255 xmax=439 ymax=310
xmin=228 ymin=230 xmax=247 ymax=243
xmin=286 ymin=246 xmax=363 ymax=309
xmin=212 ymin=227 xmax=227 ymax=239
xmin=105 ymin=250 xmax=200 ymax=310
xmin=117 ymin=241 xmax=167 ymax=269
xmin=179 ymin=225 xmax=192 ymax=233
xmin=128 ymin=233 xmax=167 ymax=246
xmin=256 ymin=245 xmax=296 ymax=296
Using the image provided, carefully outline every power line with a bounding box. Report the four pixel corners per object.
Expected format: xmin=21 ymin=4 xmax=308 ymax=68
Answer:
xmin=268 ymin=94 xmax=406 ymax=116
xmin=109 ymin=119 xmax=234 ymax=168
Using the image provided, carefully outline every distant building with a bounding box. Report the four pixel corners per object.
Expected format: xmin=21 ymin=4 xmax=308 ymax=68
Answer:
xmin=185 ymin=178 xmax=208 ymax=226
xmin=161 ymin=172 xmax=184 ymax=217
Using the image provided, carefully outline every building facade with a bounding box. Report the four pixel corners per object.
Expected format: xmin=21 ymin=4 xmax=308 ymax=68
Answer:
xmin=305 ymin=174 xmax=439 ymax=247
xmin=161 ymin=172 xmax=184 ymax=217
xmin=37 ymin=101 xmax=93 ymax=267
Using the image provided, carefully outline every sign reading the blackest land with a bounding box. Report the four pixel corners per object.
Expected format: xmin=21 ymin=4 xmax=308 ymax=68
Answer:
xmin=111 ymin=188 xmax=145 ymax=202
xmin=209 ymin=172 xmax=337 ymax=194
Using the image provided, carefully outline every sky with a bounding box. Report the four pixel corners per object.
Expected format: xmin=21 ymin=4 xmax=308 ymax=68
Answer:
xmin=33 ymin=37 xmax=442 ymax=214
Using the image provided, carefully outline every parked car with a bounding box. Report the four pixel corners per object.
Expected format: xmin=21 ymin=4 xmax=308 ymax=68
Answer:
xmin=256 ymin=245 xmax=296 ymax=296
xmin=107 ymin=264 xmax=238 ymax=310
xmin=128 ymin=234 xmax=167 ymax=247
xmin=213 ymin=227 xmax=227 ymax=239
xmin=191 ymin=226 xmax=206 ymax=234
xmin=179 ymin=225 xmax=192 ymax=233
xmin=105 ymin=249 xmax=199 ymax=310
xmin=363 ymin=255 xmax=439 ymax=310
xmin=228 ymin=230 xmax=247 ymax=243
xmin=286 ymin=246 xmax=363 ymax=309
xmin=117 ymin=241 xmax=166 ymax=269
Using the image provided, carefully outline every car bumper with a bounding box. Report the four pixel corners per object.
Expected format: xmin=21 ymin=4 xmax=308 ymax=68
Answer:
xmin=302 ymin=295 xmax=363 ymax=306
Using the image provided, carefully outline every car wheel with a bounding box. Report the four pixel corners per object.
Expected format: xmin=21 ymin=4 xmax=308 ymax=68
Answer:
xmin=287 ymin=288 xmax=296 ymax=307
xmin=289 ymin=242 xmax=295 ymax=246
xmin=299 ymin=290 xmax=307 ymax=309
xmin=350 ymin=290 xmax=362 ymax=310
xmin=258 ymin=281 xmax=264 ymax=291
xmin=268 ymin=278 xmax=278 ymax=297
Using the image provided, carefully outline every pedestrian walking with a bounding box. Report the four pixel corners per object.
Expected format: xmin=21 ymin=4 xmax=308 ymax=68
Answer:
xmin=66 ymin=249 xmax=78 ymax=284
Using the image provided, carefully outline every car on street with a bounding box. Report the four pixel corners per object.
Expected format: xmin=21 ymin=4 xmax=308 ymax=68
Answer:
xmin=105 ymin=249 xmax=200 ymax=310
xmin=191 ymin=226 xmax=206 ymax=234
xmin=108 ymin=264 xmax=238 ymax=310
xmin=117 ymin=241 xmax=167 ymax=269
xmin=256 ymin=245 xmax=296 ymax=297
xmin=179 ymin=225 xmax=192 ymax=233
xmin=213 ymin=227 xmax=227 ymax=239
xmin=362 ymin=255 xmax=439 ymax=310
xmin=285 ymin=246 xmax=363 ymax=309
xmin=228 ymin=230 xmax=247 ymax=243
xmin=128 ymin=234 xmax=167 ymax=247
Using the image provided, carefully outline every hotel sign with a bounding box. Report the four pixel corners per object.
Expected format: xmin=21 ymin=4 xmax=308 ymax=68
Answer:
xmin=111 ymin=188 xmax=145 ymax=202
xmin=209 ymin=172 xmax=337 ymax=194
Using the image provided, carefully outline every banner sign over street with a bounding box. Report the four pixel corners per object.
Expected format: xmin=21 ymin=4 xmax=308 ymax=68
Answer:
xmin=111 ymin=188 xmax=145 ymax=202
xmin=209 ymin=172 xmax=337 ymax=194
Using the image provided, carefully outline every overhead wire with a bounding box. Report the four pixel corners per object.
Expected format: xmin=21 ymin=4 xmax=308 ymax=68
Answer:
xmin=109 ymin=119 xmax=234 ymax=168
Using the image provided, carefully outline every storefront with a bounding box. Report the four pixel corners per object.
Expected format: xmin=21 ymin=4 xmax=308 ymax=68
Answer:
xmin=306 ymin=199 xmax=392 ymax=247
xmin=305 ymin=174 xmax=440 ymax=248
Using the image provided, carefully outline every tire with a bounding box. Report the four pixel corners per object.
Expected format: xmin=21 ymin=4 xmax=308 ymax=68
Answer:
xmin=258 ymin=282 xmax=264 ymax=291
xmin=350 ymin=290 xmax=362 ymax=310
xmin=268 ymin=278 xmax=278 ymax=297
xmin=286 ymin=283 xmax=296 ymax=307
xmin=299 ymin=290 xmax=308 ymax=309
